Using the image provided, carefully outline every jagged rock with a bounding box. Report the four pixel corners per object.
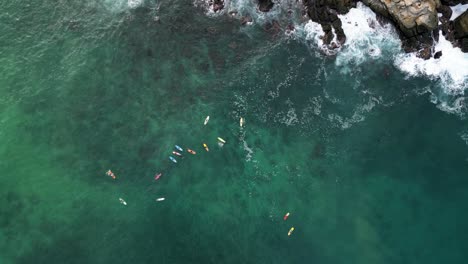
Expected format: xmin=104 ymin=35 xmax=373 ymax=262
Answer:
xmin=440 ymin=16 xmax=453 ymax=38
xmin=417 ymin=45 xmax=433 ymax=59
xmin=241 ymin=15 xmax=253 ymax=25
xmin=453 ymin=10 xmax=468 ymax=52
xmin=361 ymin=0 xmax=388 ymax=18
xmin=212 ymin=0 xmax=224 ymax=12
xmin=434 ymin=50 xmax=443 ymax=58
xmin=322 ymin=28 xmax=334 ymax=44
xmin=361 ymin=0 xmax=441 ymax=58
xmin=363 ymin=0 xmax=440 ymax=38
xmin=330 ymin=42 xmax=339 ymax=49
xmin=437 ymin=5 xmax=452 ymax=20
xmin=302 ymin=0 xmax=355 ymax=48
xmin=462 ymin=38 xmax=468 ymax=52
xmin=454 ymin=10 xmax=468 ymax=38
xmin=264 ymin=20 xmax=282 ymax=35
xmin=258 ymin=0 xmax=274 ymax=12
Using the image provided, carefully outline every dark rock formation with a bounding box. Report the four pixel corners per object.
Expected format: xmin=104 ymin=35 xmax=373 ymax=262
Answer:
xmin=437 ymin=5 xmax=453 ymax=20
xmin=302 ymin=0 xmax=356 ymax=47
xmin=258 ymin=0 xmax=274 ymax=12
xmin=211 ymin=0 xmax=224 ymax=12
xmin=462 ymin=38 xmax=468 ymax=52
xmin=454 ymin=10 xmax=468 ymax=38
xmin=264 ymin=20 xmax=282 ymax=35
xmin=440 ymin=0 xmax=467 ymax=6
xmin=241 ymin=15 xmax=253 ymax=25
xmin=206 ymin=0 xmax=467 ymax=56
xmin=453 ymin=10 xmax=468 ymax=51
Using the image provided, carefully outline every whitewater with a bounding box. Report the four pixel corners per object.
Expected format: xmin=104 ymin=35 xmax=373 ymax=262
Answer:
xmin=196 ymin=1 xmax=468 ymax=117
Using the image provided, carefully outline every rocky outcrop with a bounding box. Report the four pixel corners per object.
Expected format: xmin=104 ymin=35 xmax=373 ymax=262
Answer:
xmin=453 ymin=10 xmax=468 ymax=51
xmin=437 ymin=5 xmax=452 ymax=19
xmin=204 ymin=0 xmax=466 ymax=56
xmin=362 ymin=0 xmax=441 ymax=59
xmin=258 ymin=0 xmax=274 ymax=12
xmin=454 ymin=10 xmax=468 ymax=38
xmin=302 ymin=0 xmax=356 ymax=48
xmin=210 ymin=0 xmax=224 ymax=12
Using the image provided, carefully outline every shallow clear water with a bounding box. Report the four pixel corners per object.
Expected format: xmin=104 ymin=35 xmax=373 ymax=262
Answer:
xmin=1 ymin=1 xmax=468 ymax=263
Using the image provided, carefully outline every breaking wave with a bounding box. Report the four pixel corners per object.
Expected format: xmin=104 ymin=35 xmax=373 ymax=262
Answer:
xmin=204 ymin=1 xmax=468 ymax=117
xmin=100 ymin=0 xmax=145 ymax=12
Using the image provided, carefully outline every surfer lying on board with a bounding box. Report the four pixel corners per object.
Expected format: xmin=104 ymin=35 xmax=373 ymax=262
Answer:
xmin=106 ymin=170 xmax=116 ymax=179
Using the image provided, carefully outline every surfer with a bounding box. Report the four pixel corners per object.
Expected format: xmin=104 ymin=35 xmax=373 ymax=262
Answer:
xmin=175 ymin=145 xmax=183 ymax=152
xmin=154 ymin=173 xmax=162 ymax=180
xmin=106 ymin=170 xmax=116 ymax=179
xmin=187 ymin=148 xmax=196 ymax=154
xmin=203 ymin=143 xmax=209 ymax=152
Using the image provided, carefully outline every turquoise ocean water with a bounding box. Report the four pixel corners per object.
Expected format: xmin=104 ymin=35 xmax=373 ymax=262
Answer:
xmin=1 ymin=1 xmax=468 ymax=263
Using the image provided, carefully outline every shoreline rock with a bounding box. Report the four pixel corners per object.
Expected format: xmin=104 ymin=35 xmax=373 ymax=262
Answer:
xmin=258 ymin=0 xmax=274 ymax=12
xmin=207 ymin=0 xmax=467 ymax=57
xmin=210 ymin=0 xmax=224 ymax=13
xmin=362 ymin=0 xmax=442 ymax=59
xmin=302 ymin=0 xmax=355 ymax=48
xmin=453 ymin=10 xmax=468 ymax=51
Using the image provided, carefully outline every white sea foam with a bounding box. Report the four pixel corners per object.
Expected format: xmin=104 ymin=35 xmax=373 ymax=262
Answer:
xmin=295 ymin=3 xmax=400 ymax=60
xmin=297 ymin=20 xmax=328 ymax=54
xmin=395 ymin=32 xmax=468 ymax=94
xmin=327 ymin=96 xmax=379 ymax=129
xmin=199 ymin=1 xmax=468 ymax=117
xmin=451 ymin=4 xmax=468 ymax=20
xmin=336 ymin=4 xmax=400 ymax=67
xmin=460 ymin=130 xmax=468 ymax=146
xmin=298 ymin=3 xmax=468 ymax=116
xmin=243 ymin=140 xmax=254 ymax=161
xmin=100 ymin=0 xmax=144 ymax=12
xmin=128 ymin=0 xmax=144 ymax=9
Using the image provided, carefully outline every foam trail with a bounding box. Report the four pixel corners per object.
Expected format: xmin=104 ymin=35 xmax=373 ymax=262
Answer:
xmin=100 ymin=0 xmax=143 ymax=12
xmin=336 ymin=3 xmax=400 ymax=67
xmin=243 ymin=140 xmax=254 ymax=162
xmin=296 ymin=20 xmax=326 ymax=51
xmin=128 ymin=0 xmax=144 ymax=9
